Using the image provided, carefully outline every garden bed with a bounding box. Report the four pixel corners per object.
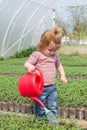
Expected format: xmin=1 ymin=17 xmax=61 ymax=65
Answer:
xmin=1 ymin=112 xmax=86 ymax=130
xmin=0 ymin=47 xmax=87 ymax=129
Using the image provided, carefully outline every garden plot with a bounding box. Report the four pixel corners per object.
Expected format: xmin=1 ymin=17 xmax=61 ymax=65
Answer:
xmin=0 ymin=54 xmax=87 ymax=129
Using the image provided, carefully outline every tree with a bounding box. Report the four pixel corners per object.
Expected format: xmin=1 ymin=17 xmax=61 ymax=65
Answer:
xmin=66 ymin=6 xmax=87 ymax=40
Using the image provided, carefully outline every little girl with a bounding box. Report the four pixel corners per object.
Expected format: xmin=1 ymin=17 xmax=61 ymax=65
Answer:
xmin=24 ymin=27 xmax=67 ymax=117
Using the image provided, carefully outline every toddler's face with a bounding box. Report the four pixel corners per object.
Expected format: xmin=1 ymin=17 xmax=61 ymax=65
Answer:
xmin=42 ymin=41 xmax=58 ymax=56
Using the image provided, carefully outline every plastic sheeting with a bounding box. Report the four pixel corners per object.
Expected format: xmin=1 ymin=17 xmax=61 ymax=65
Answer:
xmin=0 ymin=0 xmax=60 ymax=58
xmin=0 ymin=0 xmax=86 ymax=58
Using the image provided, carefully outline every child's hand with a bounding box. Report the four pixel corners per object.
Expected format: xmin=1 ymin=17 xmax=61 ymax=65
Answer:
xmin=60 ymin=75 xmax=67 ymax=84
xmin=24 ymin=62 xmax=35 ymax=73
xmin=27 ymin=64 xmax=35 ymax=73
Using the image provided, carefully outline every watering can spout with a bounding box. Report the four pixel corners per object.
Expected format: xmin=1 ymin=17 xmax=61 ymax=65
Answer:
xmin=30 ymin=96 xmax=45 ymax=108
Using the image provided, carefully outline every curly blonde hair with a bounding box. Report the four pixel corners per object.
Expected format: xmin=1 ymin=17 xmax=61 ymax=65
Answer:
xmin=37 ymin=27 xmax=63 ymax=51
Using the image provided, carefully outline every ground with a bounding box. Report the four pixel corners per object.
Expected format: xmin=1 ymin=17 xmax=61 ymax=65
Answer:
xmin=65 ymin=118 xmax=87 ymax=129
xmin=59 ymin=45 xmax=87 ymax=55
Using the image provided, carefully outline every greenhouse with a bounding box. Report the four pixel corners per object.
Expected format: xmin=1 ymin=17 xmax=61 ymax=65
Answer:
xmin=0 ymin=0 xmax=87 ymax=58
xmin=0 ymin=0 xmax=87 ymax=129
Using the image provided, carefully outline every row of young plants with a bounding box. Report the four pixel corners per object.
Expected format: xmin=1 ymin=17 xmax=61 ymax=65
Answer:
xmin=64 ymin=66 xmax=87 ymax=75
xmin=1 ymin=54 xmax=87 ymax=66
xmin=0 ymin=113 xmax=84 ymax=130
xmin=0 ymin=64 xmax=87 ymax=75
xmin=0 ymin=64 xmax=26 ymax=74
xmin=60 ymin=55 xmax=87 ymax=66
xmin=0 ymin=57 xmax=87 ymax=76
xmin=0 ymin=75 xmax=87 ymax=107
xmin=0 ymin=65 xmax=87 ymax=76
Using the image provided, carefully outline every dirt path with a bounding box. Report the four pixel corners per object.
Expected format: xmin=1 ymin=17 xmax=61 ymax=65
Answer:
xmin=61 ymin=118 xmax=87 ymax=129
xmin=59 ymin=45 xmax=87 ymax=55
xmin=76 ymin=120 xmax=87 ymax=129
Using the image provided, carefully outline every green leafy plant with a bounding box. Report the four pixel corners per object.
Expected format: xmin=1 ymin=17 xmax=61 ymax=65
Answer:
xmin=11 ymin=47 xmax=36 ymax=58
xmin=0 ymin=113 xmax=83 ymax=130
xmin=0 ymin=57 xmax=4 ymax=60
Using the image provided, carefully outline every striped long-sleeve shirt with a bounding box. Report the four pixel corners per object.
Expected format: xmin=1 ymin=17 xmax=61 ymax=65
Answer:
xmin=25 ymin=51 xmax=60 ymax=86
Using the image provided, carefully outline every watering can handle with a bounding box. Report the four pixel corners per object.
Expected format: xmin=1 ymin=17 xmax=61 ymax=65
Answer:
xmin=35 ymin=66 xmax=44 ymax=86
xmin=35 ymin=66 xmax=43 ymax=76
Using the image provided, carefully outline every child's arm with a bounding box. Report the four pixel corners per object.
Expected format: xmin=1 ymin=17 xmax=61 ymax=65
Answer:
xmin=24 ymin=62 xmax=35 ymax=73
xmin=24 ymin=51 xmax=39 ymax=73
xmin=57 ymin=64 xmax=67 ymax=84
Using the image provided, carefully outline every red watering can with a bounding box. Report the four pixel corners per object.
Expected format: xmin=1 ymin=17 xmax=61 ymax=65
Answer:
xmin=18 ymin=66 xmax=45 ymax=108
